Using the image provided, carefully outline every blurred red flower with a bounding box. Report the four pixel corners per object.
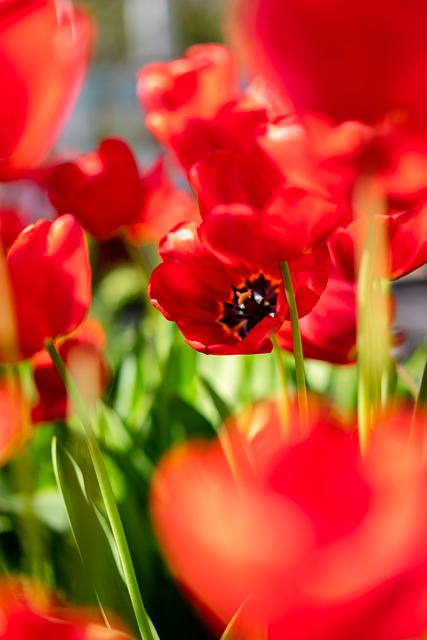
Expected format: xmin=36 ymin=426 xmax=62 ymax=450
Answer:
xmin=0 ymin=0 xmax=93 ymax=180
xmin=2 ymin=215 xmax=91 ymax=361
xmin=31 ymin=319 xmax=108 ymax=424
xmin=46 ymin=138 xmax=144 ymax=240
xmin=138 ymin=44 xmax=239 ymax=147
xmin=229 ymin=0 xmax=427 ymax=130
xmin=148 ymin=212 xmax=329 ymax=355
xmin=330 ymin=204 xmax=427 ymax=282
xmin=0 ymin=207 xmax=28 ymax=254
xmin=152 ymin=401 xmax=427 ymax=639
xmin=0 ymin=377 xmax=28 ymax=466
xmin=46 ymin=139 xmax=199 ymax=242
xmin=0 ymin=577 xmax=134 ymax=639
xmin=125 ymin=157 xmax=200 ymax=245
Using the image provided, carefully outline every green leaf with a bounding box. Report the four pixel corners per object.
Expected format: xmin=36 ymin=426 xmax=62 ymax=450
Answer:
xmin=52 ymin=437 xmax=137 ymax=632
xmin=198 ymin=376 xmax=231 ymax=425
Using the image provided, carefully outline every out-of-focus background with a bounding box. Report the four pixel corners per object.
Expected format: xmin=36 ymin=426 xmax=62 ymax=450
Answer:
xmin=62 ymin=0 xmax=225 ymax=162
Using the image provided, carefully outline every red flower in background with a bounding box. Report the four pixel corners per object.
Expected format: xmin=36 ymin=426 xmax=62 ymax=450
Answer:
xmin=0 ymin=0 xmax=93 ymax=180
xmin=278 ymin=274 xmax=357 ymax=364
xmin=3 ymin=215 xmax=91 ymax=361
xmin=138 ymin=44 xmax=269 ymax=172
xmin=0 ymin=207 xmax=28 ymax=254
xmin=125 ymin=157 xmax=200 ymax=245
xmin=152 ymin=402 xmax=427 ymax=640
xmin=330 ymin=203 xmax=427 ymax=282
xmin=31 ymin=320 xmax=108 ymax=424
xmin=0 ymin=577 xmax=134 ymax=639
xmin=46 ymin=138 xmax=143 ymax=240
xmin=46 ymin=138 xmax=199 ymax=242
xmin=0 ymin=377 xmax=28 ymax=466
xmin=137 ymin=44 xmax=239 ymax=147
xmin=229 ymin=0 xmax=427 ymax=130
xmin=148 ymin=212 xmax=329 ymax=355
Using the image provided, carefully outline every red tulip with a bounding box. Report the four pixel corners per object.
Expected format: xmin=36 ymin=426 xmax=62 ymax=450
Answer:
xmin=330 ymin=204 xmax=427 ymax=282
xmin=148 ymin=212 xmax=330 ymax=355
xmin=229 ymin=0 xmax=427 ymax=130
xmin=47 ymin=138 xmax=146 ymax=240
xmin=3 ymin=214 xmax=91 ymax=361
xmin=0 ymin=0 xmax=93 ymax=180
xmin=152 ymin=402 xmax=427 ymax=639
xmin=278 ymin=274 xmax=357 ymax=364
xmin=0 ymin=207 xmax=27 ymax=254
xmin=0 ymin=378 xmax=28 ymax=465
xmin=31 ymin=320 xmax=107 ymax=424
xmin=125 ymin=157 xmax=200 ymax=245
xmin=0 ymin=577 xmax=134 ymax=639
xmin=138 ymin=44 xmax=239 ymax=147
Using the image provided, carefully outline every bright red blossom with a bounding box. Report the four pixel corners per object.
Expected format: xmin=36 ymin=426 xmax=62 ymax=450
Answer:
xmin=148 ymin=212 xmax=330 ymax=355
xmin=0 ymin=0 xmax=93 ymax=180
xmin=152 ymin=402 xmax=427 ymax=639
xmin=47 ymin=138 xmax=144 ymax=240
xmin=4 ymin=215 xmax=91 ymax=361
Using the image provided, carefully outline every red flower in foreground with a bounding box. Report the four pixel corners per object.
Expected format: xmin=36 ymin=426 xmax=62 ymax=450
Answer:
xmin=0 ymin=577 xmax=133 ymax=639
xmin=229 ymin=0 xmax=427 ymax=130
xmin=148 ymin=213 xmax=329 ymax=355
xmin=2 ymin=215 xmax=91 ymax=361
xmin=152 ymin=401 xmax=427 ymax=640
xmin=31 ymin=320 xmax=107 ymax=424
xmin=0 ymin=0 xmax=93 ymax=180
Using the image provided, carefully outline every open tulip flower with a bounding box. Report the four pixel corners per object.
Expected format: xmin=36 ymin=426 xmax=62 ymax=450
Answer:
xmin=152 ymin=402 xmax=427 ymax=640
xmin=148 ymin=212 xmax=330 ymax=355
xmin=0 ymin=0 xmax=93 ymax=180
xmin=2 ymin=214 xmax=91 ymax=361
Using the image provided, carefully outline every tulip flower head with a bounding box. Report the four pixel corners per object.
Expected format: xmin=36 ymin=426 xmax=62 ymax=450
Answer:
xmin=152 ymin=402 xmax=427 ymax=640
xmin=0 ymin=0 xmax=93 ymax=180
xmin=0 ymin=215 xmax=91 ymax=361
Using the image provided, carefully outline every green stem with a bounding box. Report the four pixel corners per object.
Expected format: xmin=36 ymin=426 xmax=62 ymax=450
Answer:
xmin=354 ymin=177 xmax=390 ymax=454
xmin=271 ymin=335 xmax=289 ymax=435
xmin=280 ymin=262 xmax=309 ymax=434
xmin=410 ymin=356 xmax=427 ymax=453
xmin=45 ymin=340 xmax=156 ymax=640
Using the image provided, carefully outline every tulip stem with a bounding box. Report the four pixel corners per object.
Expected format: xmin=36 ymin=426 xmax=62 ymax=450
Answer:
xmin=280 ymin=262 xmax=309 ymax=434
xmin=354 ymin=176 xmax=390 ymax=454
xmin=271 ymin=335 xmax=290 ymax=435
xmin=409 ymin=356 xmax=427 ymax=454
xmin=45 ymin=340 xmax=156 ymax=640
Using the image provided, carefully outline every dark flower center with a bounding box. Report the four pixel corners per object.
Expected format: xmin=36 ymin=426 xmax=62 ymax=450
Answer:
xmin=219 ymin=273 xmax=280 ymax=339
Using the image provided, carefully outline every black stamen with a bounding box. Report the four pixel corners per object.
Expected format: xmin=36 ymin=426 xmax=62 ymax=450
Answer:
xmin=219 ymin=273 xmax=279 ymax=338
